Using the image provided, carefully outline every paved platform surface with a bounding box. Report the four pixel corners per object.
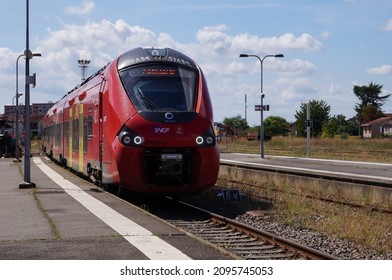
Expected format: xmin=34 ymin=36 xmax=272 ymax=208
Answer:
xmin=0 ymin=156 xmax=231 ymax=260
xmin=220 ymin=153 xmax=392 ymax=186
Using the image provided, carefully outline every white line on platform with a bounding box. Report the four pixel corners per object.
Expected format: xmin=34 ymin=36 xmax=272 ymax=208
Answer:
xmin=32 ymin=157 xmax=191 ymax=260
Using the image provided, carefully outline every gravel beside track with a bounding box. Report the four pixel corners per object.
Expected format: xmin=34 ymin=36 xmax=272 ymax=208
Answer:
xmin=180 ymin=188 xmax=391 ymax=260
xmin=234 ymin=212 xmax=392 ymax=260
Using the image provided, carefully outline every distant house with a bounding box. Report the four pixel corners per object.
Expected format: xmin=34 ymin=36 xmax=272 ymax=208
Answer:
xmin=289 ymin=122 xmax=297 ymax=136
xmin=2 ymin=102 xmax=54 ymax=137
xmin=361 ymin=115 xmax=392 ymax=139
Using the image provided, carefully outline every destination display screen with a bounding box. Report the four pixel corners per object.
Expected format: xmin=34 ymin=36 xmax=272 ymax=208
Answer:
xmin=142 ymin=67 xmax=176 ymax=76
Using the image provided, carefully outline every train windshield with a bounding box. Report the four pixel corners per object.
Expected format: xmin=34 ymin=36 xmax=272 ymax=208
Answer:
xmin=119 ymin=65 xmax=197 ymax=112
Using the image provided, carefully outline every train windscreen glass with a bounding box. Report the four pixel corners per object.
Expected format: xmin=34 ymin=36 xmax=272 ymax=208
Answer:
xmin=120 ymin=65 xmax=197 ymax=112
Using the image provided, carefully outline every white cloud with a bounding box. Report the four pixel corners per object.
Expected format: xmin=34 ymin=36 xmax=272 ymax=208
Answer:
xmin=0 ymin=20 xmax=325 ymax=123
xmin=231 ymin=32 xmax=323 ymax=54
xmin=64 ymin=0 xmax=95 ymax=16
xmin=384 ymin=19 xmax=392 ymax=31
xmin=0 ymin=48 xmax=14 ymax=71
xmin=328 ymin=83 xmax=344 ymax=95
xmin=367 ymin=65 xmax=392 ymax=75
xmin=279 ymin=59 xmax=317 ymax=76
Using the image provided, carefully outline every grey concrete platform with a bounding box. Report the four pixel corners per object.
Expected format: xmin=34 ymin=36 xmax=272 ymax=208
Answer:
xmin=0 ymin=156 xmax=231 ymax=260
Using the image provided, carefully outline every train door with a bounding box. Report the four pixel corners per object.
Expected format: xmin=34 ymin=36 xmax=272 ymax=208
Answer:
xmin=99 ymin=78 xmax=116 ymax=184
xmin=83 ymin=82 xmax=104 ymax=182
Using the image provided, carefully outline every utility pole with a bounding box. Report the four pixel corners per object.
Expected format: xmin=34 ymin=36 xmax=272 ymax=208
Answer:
xmin=306 ymin=102 xmax=311 ymax=158
xmin=244 ymin=94 xmax=247 ymax=124
xmin=19 ymin=0 xmax=36 ymax=189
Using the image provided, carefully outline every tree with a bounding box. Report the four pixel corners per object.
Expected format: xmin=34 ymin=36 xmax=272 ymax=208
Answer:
xmin=222 ymin=115 xmax=249 ymax=135
xmin=353 ymin=82 xmax=390 ymax=123
xmin=264 ymin=116 xmax=290 ymax=137
xmin=359 ymin=104 xmax=385 ymax=124
xmin=321 ymin=114 xmax=347 ymax=138
xmin=294 ymin=100 xmax=331 ymax=137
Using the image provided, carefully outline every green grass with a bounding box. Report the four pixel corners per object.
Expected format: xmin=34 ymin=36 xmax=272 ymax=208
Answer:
xmin=215 ymin=175 xmax=392 ymax=255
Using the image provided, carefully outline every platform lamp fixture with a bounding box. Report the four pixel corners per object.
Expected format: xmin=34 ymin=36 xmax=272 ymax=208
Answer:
xmin=239 ymin=53 xmax=284 ymax=158
xmin=78 ymin=59 xmax=91 ymax=81
xmin=15 ymin=52 xmax=40 ymax=162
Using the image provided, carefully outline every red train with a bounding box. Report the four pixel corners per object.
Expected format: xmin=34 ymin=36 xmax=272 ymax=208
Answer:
xmin=42 ymin=47 xmax=220 ymax=194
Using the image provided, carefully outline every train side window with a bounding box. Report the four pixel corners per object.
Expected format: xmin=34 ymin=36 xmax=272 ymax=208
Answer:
xmin=64 ymin=121 xmax=69 ymax=148
xmin=87 ymin=115 xmax=93 ymax=140
xmin=55 ymin=123 xmax=62 ymax=147
xmin=73 ymin=119 xmax=79 ymax=151
xmin=83 ymin=117 xmax=88 ymax=153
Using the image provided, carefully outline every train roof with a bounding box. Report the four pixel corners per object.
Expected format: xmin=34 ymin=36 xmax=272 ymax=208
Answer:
xmin=117 ymin=47 xmax=198 ymax=71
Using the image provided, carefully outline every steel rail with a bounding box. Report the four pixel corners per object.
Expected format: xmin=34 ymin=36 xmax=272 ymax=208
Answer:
xmin=177 ymin=200 xmax=337 ymax=260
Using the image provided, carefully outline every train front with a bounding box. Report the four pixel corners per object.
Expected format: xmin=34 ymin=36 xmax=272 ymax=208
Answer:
xmin=113 ymin=48 xmax=220 ymax=194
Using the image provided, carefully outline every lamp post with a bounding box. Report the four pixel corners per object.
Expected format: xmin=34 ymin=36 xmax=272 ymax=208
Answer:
xmin=15 ymin=54 xmax=24 ymax=162
xmin=16 ymin=53 xmax=40 ymax=162
xmin=12 ymin=92 xmax=23 ymax=160
xmin=19 ymin=0 xmax=41 ymax=188
xmin=239 ymin=53 xmax=284 ymax=158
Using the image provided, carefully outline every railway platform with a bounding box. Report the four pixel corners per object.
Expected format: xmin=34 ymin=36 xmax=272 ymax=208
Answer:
xmin=220 ymin=152 xmax=392 ymax=205
xmin=0 ymin=156 xmax=230 ymax=260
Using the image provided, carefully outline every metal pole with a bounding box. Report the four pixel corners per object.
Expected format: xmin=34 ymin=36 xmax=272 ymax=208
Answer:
xmin=239 ymin=53 xmax=283 ymax=159
xmin=20 ymin=0 xmax=35 ymax=188
xmin=259 ymin=56 xmax=265 ymax=158
xmin=244 ymin=94 xmax=247 ymax=124
xmin=306 ymin=102 xmax=311 ymax=158
xmin=15 ymin=54 xmax=24 ymax=162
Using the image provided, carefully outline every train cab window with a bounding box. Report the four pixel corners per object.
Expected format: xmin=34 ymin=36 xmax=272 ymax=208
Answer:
xmin=119 ymin=65 xmax=197 ymax=112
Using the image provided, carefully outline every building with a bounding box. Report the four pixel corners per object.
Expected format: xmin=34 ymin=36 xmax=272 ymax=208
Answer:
xmin=361 ymin=114 xmax=392 ymax=139
xmin=2 ymin=102 xmax=54 ymax=137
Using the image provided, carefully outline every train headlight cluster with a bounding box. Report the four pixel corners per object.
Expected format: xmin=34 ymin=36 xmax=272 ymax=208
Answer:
xmin=118 ymin=126 xmax=144 ymax=147
xmin=195 ymin=128 xmax=216 ymax=147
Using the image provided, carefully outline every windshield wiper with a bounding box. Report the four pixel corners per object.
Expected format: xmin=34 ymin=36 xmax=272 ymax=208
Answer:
xmin=137 ymin=88 xmax=160 ymax=110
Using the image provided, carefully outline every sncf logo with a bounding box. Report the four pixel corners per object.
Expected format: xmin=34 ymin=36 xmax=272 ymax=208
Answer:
xmin=153 ymin=127 xmax=170 ymax=134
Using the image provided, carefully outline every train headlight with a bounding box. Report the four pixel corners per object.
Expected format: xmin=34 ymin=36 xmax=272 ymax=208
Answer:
xmin=118 ymin=126 xmax=144 ymax=147
xmin=206 ymin=136 xmax=214 ymax=145
xmin=196 ymin=128 xmax=216 ymax=147
xmin=122 ymin=135 xmax=132 ymax=145
xmin=195 ymin=136 xmax=204 ymax=145
xmin=133 ymin=136 xmax=144 ymax=145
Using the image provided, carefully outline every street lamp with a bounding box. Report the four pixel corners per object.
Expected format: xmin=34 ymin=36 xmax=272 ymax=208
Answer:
xmin=239 ymin=53 xmax=284 ymax=158
xmin=19 ymin=0 xmax=42 ymax=189
xmin=12 ymin=93 xmax=23 ymax=157
xmin=15 ymin=53 xmax=40 ymax=162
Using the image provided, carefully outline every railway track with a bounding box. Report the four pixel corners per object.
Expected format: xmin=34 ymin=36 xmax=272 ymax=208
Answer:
xmin=117 ymin=192 xmax=337 ymax=260
xmin=111 ymin=185 xmax=337 ymax=260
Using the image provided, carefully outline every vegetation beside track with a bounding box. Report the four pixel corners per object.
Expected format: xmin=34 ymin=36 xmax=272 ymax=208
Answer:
xmin=211 ymin=175 xmax=392 ymax=255
xmin=216 ymin=135 xmax=392 ymax=255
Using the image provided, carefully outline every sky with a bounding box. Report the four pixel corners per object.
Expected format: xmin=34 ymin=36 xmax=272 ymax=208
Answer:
xmin=1 ymin=0 xmax=392 ymax=126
